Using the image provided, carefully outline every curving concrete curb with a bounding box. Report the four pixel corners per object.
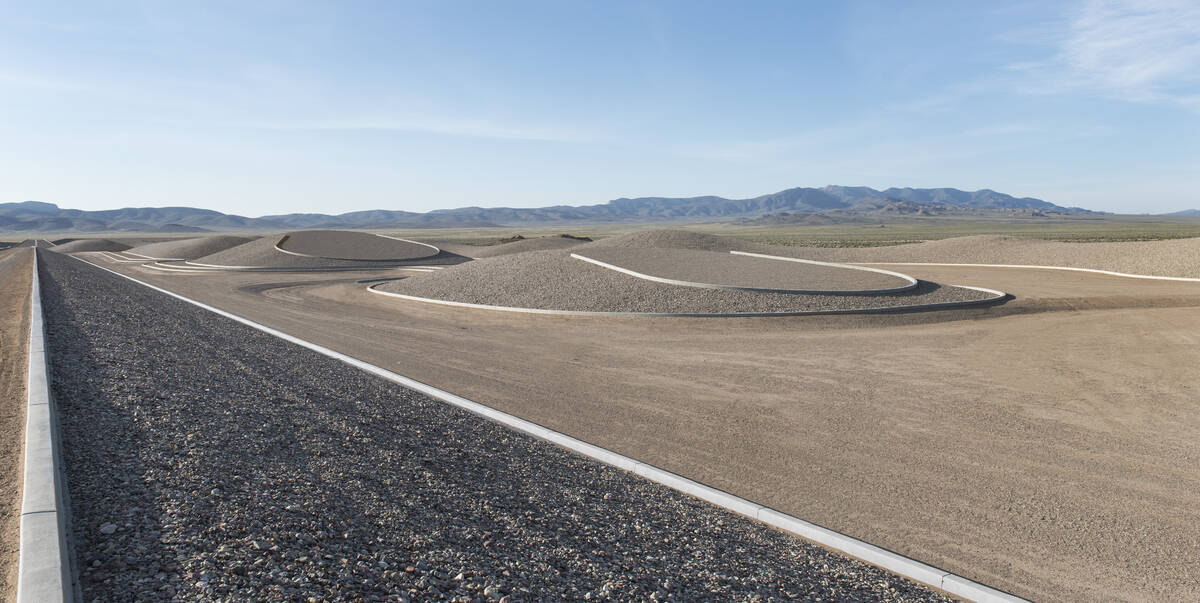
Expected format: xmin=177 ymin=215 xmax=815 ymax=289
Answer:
xmin=18 ymin=249 xmax=74 ymax=602
xmin=366 ymin=283 xmax=1008 ymax=318
xmin=70 ymin=255 xmax=1024 ymax=602
xmin=571 ymin=252 xmax=918 ymax=295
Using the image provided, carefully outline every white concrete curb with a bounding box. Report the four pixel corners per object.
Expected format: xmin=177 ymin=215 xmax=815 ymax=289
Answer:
xmin=69 ymin=254 xmax=1023 ymax=601
xmin=366 ymin=283 xmax=1008 ymax=317
xmin=571 ymin=252 xmax=918 ymax=295
xmin=18 ymin=249 xmax=74 ymax=603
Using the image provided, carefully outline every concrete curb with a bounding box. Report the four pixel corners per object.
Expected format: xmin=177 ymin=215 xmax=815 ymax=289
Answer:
xmin=571 ymin=252 xmax=918 ymax=295
xmin=855 ymin=261 xmax=1200 ymax=282
xmin=70 ymin=254 xmax=1024 ymax=602
xmin=18 ymin=249 xmax=74 ymax=602
xmin=366 ymin=282 xmax=1009 ymax=317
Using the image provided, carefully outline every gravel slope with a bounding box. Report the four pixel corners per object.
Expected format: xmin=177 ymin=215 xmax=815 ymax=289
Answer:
xmin=39 ymin=251 xmax=951 ymax=602
xmin=128 ymin=236 xmax=256 ymax=260
xmin=749 ymin=235 xmax=1200 ymax=278
xmin=51 ymin=238 xmax=132 ymax=253
xmin=380 ymin=249 xmax=993 ymax=314
xmin=194 ymin=236 xmax=463 ymax=269
xmin=278 ymin=230 xmax=440 ymax=261
xmin=576 ymin=248 xmax=909 ymax=291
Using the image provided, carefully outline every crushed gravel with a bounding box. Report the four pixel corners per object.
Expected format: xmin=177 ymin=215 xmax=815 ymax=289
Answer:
xmin=128 ymin=236 xmax=257 ymax=260
xmin=193 ymin=235 xmax=465 ymax=269
xmin=380 ymin=249 xmax=994 ymax=314
xmin=575 ymin=248 xmax=909 ymax=292
xmin=39 ymin=250 xmax=952 ymax=602
xmin=277 ymin=230 xmax=440 ymax=261
xmin=743 ymin=235 xmax=1200 ymax=278
xmin=51 ymin=239 xmax=132 ymax=253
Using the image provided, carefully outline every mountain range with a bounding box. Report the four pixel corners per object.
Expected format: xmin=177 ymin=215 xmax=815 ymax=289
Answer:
xmin=0 ymin=186 xmax=1097 ymax=233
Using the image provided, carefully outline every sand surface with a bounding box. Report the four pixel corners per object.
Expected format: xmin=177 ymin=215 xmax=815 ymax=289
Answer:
xmin=83 ymin=242 xmax=1200 ymax=601
xmin=52 ymin=238 xmax=132 ymax=253
xmin=277 ymin=230 xmax=440 ymax=261
xmin=575 ymin=247 xmax=910 ymax=292
xmin=127 ymin=235 xmax=255 ymax=260
xmin=0 ymin=248 xmax=31 ymax=600
xmin=379 ymin=249 xmax=990 ymax=314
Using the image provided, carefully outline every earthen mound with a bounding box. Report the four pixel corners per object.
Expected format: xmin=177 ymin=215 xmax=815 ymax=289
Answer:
xmin=128 ymin=235 xmax=256 ymax=260
xmin=51 ymin=239 xmax=132 ymax=253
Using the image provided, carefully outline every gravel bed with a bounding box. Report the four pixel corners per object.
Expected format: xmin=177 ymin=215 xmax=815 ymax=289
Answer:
xmin=194 ymin=236 xmax=464 ymax=269
xmin=51 ymin=239 xmax=132 ymax=253
xmin=740 ymin=235 xmax=1200 ymax=278
xmin=381 ymin=250 xmax=993 ymax=314
xmin=129 ymin=236 xmax=256 ymax=260
xmin=278 ymin=230 xmax=440 ymax=261
xmin=575 ymin=248 xmax=909 ymax=292
xmin=39 ymin=251 xmax=951 ymax=602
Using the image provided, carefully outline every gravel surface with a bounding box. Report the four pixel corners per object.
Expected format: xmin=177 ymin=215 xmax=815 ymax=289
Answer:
xmin=380 ymin=249 xmax=994 ymax=314
xmin=51 ymin=239 xmax=132 ymax=253
xmin=575 ymin=248 xmax=909 ymax=292
xmin=0 ymin=248 xmax=32 ymax=599
xmin=278 ymin=230 xmax=441 ymax=261
xmin=40 ymin=251 xmax=952 ymax=602
xmin=748 ymin=235 xmax=1200 ymax=278
xmin=129 ymin=236 xmax=256 ymax=260
xmin=194 ymin=235 xmax=465 ymax=269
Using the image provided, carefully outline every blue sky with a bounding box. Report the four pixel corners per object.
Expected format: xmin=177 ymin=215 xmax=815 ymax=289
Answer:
xmin=1 ymin=1 xmax=1198 ymax=215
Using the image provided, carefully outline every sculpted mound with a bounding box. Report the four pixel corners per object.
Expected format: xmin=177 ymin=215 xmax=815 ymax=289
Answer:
xmin=51 ymin=239 xmax=132 ymax=253
xmin=128 ymin=235 xmax=256 ymax=260
xmin=374 ymin=230 xmax=999 ymax=315
xmin=779 ymin=235 xmax=1200 ymax=278
xmin=277 ymin=230 xmax=440 ymax=261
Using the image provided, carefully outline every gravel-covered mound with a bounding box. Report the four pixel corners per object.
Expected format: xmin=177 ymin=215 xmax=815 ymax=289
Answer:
xmin=379 ymin=249 xmax=994 ymax=314
xmin=127 ymin=235 xmax=257 ymax=260
xmin=50 ymin=238 xmax=132 ymax=253
xmin=467 ymin=235 xmax=593 ymax=259
xmin=772 ymin=235 xmax=1200 ymax=278
xmin=278 ymin=230 xmax=440 ymax=261
xmin=576 ymin=247 xmax=911 ymax=292
xmin=193 ymin=235 xmax=461 ymax=269
xmin=581 ymin=230 xmax=758 ymax=253
xmin=38 ymin=251 xmax=950 ymax=602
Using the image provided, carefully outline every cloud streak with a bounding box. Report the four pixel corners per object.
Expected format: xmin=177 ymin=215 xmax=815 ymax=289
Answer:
xmin=232 ymin=116 xmax=594 ymax=143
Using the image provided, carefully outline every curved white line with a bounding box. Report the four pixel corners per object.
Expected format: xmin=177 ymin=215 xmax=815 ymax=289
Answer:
xmin=367 ymin=284 xmax=1007 ymax=317
xmin=571 ymin=253 xmax=917 ymax=295
xmin=853 ymin=262 xmax=1200 ymax=282
xmin=68 ymin=254 xmax=1024 ymax=602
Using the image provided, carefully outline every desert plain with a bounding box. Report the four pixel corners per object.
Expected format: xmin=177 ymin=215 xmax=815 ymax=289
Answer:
xmin=4 ymin=226 xmax=1200 ymax=601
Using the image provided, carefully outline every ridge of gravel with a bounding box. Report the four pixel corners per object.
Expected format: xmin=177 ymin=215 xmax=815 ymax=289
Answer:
xmin=193 ymin=236 xmax=462 ymax=269
xmin=128 ymin=236 xmax=256 ymax=260
xmin=51 ymin=239 xmax=131 ymax=253
xmin=39 ymin=250 xmax=952 ymax=601
xmin=277 ymin=230 xmax=440 ymax=261
xmin=576 ymin=248 xmax=909 ymax=292
xmin=745 ymin=235 xmax=1200 ymax=278
xmin=380 ymin=249 xmax=992 ymax=313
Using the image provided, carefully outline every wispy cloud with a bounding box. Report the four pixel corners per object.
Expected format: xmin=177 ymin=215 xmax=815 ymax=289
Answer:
xmin=1019 ymin=0 xmax=1200 ymax=109
xmin=231 ymin=116 xmax=593 ymax=142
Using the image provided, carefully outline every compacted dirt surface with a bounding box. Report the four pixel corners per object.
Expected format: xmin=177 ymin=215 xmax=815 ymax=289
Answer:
xmin=69 ymin=239 xmax=1200 ymax=602
xmin=39 ymin=251 xmax=952 ymax=601
xmin=0 ymin=247 xmax=32 ymax=600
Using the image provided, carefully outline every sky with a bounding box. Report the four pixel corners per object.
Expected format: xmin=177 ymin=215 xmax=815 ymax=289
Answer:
xmin=1 ymin=0 xmax=1198 ymax=216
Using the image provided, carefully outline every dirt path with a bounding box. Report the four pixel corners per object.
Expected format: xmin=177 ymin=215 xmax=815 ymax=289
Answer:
xmin=79 ymin=253 xmax=1200 ymax=600
xmin=0 ymin=248 xmax=32 ymax=599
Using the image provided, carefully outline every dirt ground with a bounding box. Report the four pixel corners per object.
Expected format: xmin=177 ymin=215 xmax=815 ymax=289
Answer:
xmin=78 ymin=253 xmax=1200 ymax=601
xmin=0 ymin=248 xmax=32 ymax=599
